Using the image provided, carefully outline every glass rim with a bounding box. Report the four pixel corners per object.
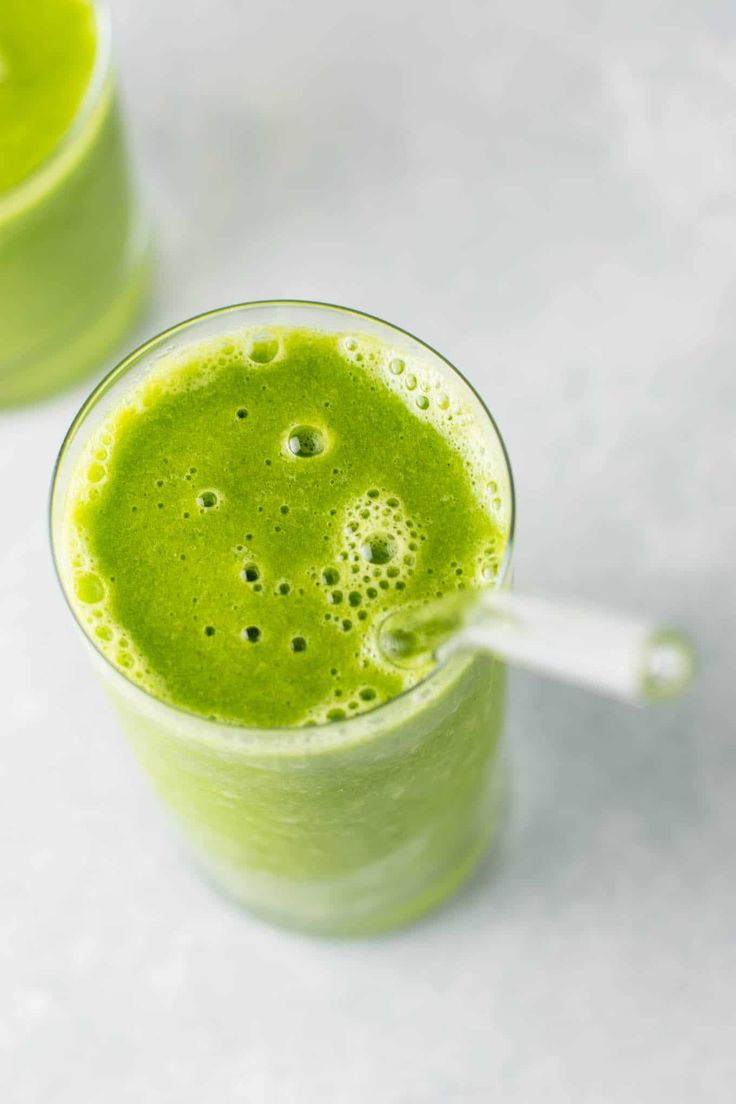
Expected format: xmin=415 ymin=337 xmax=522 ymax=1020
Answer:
xmin=0 ymin=0 xmax=112 ymax=218
xmin=50 ymin=299 xmax=516 ymax=752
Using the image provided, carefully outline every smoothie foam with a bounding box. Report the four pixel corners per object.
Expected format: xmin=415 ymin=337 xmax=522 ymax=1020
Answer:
xmin=60 ymin=326 xmax=508 ymax=730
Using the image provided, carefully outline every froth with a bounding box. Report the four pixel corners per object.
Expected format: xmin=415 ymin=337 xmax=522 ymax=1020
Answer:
xmin=336 ymin=331 xmax=510 ymax=528
xmin=60 ymin=322 xmax=509 ymax=728
xmin=61 ymin=524 xmax=165 ymax=697
xmin=297 ymin=487 xmax=432 ymax=724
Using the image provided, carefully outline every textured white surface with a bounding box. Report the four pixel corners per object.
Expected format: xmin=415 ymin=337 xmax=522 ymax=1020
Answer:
xmin=2 ymin=1 xmax=735 ymax=1100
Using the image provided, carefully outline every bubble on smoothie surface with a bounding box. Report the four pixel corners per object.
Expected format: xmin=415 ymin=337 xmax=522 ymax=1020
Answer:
xmin=87 ymin=461 xmax=106 ymax=483
xmin=75 ymin=571 xmax=105 ymax=604
xmin=286 ymin=425 xmax=326 ymax=458
xmin=361 ymin=534 xmax=397 ymax=565
xmin=246 ymin=333 xmax=280 ymax=364
xmin=198 ymin=489 xmax=220 ymax=509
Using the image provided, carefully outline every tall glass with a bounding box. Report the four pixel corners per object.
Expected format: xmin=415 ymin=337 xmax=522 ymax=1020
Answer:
xmin=50 ymin=302 xmax=515 ymax=935
xmin=0 ymin=1 xmax=150 ymax=407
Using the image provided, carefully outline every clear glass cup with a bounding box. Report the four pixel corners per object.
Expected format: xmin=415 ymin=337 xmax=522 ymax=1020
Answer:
xmin=0 ymin=0 xmax=151 ymax=407
xmin=50 ymin=302 xmax=515 ymax=935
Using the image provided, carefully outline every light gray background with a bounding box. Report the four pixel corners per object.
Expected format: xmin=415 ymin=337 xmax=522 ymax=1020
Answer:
xmin=2 ymin=1 xmax=735 ymax=1100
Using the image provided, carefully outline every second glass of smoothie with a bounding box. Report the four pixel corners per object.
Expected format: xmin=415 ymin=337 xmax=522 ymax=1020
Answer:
xmin=51 ymin=302 xmax=514 ymax=934
xmin=0 ymin=0 xmax=150 ymax=406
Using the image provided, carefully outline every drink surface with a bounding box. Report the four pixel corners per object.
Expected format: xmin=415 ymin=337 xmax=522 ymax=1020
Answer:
xmin=62 ymin=326 xmax=508 ymax=729
xmin=0 ymin=0 xmax=97 ymax=192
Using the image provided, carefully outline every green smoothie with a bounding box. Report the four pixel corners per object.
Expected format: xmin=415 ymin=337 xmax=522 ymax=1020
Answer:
xmin=0 ymin=0 xmax=149 ymax=406
xmin=54 ymin=305 xmax=513 ymax=933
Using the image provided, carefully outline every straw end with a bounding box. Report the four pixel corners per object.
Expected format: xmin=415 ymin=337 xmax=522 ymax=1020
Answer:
xmin=640 ymin=630 xmax=696 ymax=703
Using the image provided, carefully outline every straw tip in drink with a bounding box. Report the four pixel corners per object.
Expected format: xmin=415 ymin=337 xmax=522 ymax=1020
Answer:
xmin=377 ymin=599 xmax=469 ymax=669
xmin=377 ymin=619 xmax=428 ymax=670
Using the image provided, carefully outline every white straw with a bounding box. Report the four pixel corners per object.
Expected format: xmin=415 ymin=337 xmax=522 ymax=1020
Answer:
xmin=380 ymin=590 xmax=695 ymax=704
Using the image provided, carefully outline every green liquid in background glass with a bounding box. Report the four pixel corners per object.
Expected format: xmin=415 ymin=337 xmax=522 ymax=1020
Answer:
xmin=59 ymin=324 xmax=511 ymax=933
xmin=0 ymin=0 xmax=96 ymax=190
xmin=0 ymin=0 xmax=149 ymax=406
